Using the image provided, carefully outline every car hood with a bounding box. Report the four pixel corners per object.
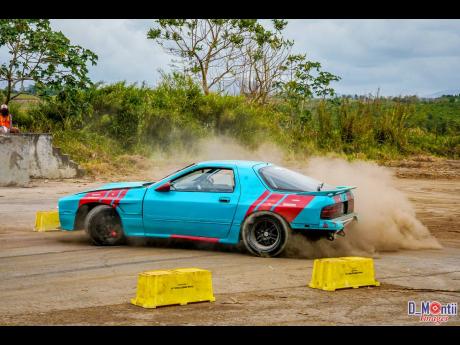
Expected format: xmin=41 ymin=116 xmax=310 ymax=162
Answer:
xmin=77 ymin=181 xmax=152 ymax=194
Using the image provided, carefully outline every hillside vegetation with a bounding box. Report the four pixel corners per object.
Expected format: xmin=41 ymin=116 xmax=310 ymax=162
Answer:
xmin=3 ymin=73 xmax=459 ymax=175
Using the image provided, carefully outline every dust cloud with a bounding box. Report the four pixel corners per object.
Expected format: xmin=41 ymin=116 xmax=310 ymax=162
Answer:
xmin=285 ymin=157 xmax=442 ymax=258
xmin=149 ymin=135 xmax=441 ymax=258
xmin=150 ymin=136 xmax=285 ymax=166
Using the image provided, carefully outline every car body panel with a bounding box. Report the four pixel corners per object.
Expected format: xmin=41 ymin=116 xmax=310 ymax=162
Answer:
xmin=79 ymin=181 xmax=150 ymax=193
xmin=143 ymin=165 xmax=241 ymax=238
xmin=58 ymin=160 xmax=357 ymax=244
xmin=59 ymin=194 xmax=82 ymax=230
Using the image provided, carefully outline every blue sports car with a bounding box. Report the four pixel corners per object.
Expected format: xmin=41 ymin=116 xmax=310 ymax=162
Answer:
xmin=58 ymin=160 xmax=357 ymax=257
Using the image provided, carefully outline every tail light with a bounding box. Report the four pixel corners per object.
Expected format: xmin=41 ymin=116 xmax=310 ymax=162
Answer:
xmin=321 ymin=203 xmax=344 ymax=219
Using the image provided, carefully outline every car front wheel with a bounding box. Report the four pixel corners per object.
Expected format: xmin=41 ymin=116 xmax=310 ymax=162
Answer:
xmin=85 ymin=205 xmax=125 ymax=246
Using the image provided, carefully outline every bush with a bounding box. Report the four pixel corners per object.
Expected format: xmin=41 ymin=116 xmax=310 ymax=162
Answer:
xmin=11 ymin=73 xmax=460 ymax=174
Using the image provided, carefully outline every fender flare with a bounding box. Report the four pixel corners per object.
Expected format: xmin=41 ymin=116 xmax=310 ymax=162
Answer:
xmin=240 ymin=210 xmax=291 ymax=240
xmin=74 ymin=202 xmax=122 ymax=230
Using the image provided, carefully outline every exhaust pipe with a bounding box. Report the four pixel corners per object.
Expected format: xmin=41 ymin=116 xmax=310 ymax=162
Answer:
xmin=327 ymin=230 xmax=345 ymax=241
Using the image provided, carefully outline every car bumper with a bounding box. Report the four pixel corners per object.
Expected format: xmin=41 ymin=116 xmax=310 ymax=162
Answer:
xmin=59 ymin=210 xmax=77 ymax=230
xmin=292 ymin=212 xmax=358 ymax=232
xmin=332 ymin=212 xmax=358 ymax=230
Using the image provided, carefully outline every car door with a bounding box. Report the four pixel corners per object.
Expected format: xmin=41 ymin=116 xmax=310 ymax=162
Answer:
xmin=143 ymin=167 xmax=240 ymax=239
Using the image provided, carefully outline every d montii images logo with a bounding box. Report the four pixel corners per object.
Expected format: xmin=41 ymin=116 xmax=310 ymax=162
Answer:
xmin=408 ymin=300 xmax=457 ymax=324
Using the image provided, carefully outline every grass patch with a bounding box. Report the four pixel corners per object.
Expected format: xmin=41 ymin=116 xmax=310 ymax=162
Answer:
xmin=9 ymin=78 xmax=459 ymax=176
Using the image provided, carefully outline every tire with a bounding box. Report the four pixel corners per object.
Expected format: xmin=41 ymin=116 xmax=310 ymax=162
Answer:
xmin=241 ymin=212 xmax=290 ymax=257
xmin=85 ymin=205 xmax=125 ymax=246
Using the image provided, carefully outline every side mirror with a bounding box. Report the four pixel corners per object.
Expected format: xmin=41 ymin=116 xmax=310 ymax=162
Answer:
xmin=155 ymin=182 xmax=171 ymax=192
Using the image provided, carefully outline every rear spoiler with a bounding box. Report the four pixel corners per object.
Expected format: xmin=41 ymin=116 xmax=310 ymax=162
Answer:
xmin=297 ymin=186 xmax=357 ymax=196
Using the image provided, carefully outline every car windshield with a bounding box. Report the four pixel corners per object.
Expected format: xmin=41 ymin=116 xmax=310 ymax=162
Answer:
xmin=258 ymin=165 xmax=331 ymax=192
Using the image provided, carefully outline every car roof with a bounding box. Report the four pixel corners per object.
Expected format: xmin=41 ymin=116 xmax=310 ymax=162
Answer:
xmin=196 ymin=160 xmax=270 ymax=168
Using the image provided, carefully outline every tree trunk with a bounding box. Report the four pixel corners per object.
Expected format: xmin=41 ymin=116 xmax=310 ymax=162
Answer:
xmin=202 ymin=81 xmax=210 ymax=95
xmin=5 ymin=79 xmax=12 ymax=105
xmin=201 ymin=66 xmax=209 ymax=95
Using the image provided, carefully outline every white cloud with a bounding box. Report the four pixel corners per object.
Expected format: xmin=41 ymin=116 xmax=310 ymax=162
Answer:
xmin=284 ymin=19 xmax=460 ymax=96
xmin=50 ymin=19 xmax=172 ymax=86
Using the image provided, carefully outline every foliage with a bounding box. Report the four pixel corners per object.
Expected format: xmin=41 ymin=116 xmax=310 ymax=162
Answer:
xmin=275 ymin=54 xmax=341 ymax=105
xmin=148 ymin=19 xmax=258 ymax=95
xmin=11 ymin=74 xmax=459 ymax=175
xmin=0 ymin=19 xmax=98 ymax=104
xmin=238 ymin=20 xmax=292 ymax=103
xmin=147 ymin=19 xmax=340 ymax=104
xmin=3 ymin=19 xmax=456 ymax=177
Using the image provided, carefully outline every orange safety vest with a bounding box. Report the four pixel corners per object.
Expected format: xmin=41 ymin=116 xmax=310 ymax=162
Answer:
xmin=0 ymin=114 xmax=12 ymax=128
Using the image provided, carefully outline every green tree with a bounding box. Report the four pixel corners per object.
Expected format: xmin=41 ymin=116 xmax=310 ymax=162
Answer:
xmin=277 ymin=54 xmax=341 ymax=101
xmin=273 ymin=54 xmax=340 ymax=126
xmin=148 ymin=19 xmax=261 ymax=95
xmin=0 ymin=19 xmax=98 ymax=104
xmin=238 ymin=20 xmax=293 ymax=103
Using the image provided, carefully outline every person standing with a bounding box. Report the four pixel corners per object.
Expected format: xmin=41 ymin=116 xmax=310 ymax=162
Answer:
xmin=0 ymin=104 xmax=19 ymax=134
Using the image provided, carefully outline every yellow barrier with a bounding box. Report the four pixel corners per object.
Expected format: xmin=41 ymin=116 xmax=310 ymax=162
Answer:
xmin=34 ymin=210 xmax=61 ymax=232
xmin=308 ymin=256 xmax=380 ymax=291
xmin=131 ymin=268 xmax=216 ymax=308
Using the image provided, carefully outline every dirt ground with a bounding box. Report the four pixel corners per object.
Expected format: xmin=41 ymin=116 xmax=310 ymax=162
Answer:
xmin=0 ymin=158 xmax=459 ymax=325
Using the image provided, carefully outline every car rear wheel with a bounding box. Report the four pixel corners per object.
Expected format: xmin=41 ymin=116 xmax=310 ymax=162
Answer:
xmin=242 ymin=212 xmax=289 ymax=257
xmin=85 ymin=205 xmax=125 ymax=246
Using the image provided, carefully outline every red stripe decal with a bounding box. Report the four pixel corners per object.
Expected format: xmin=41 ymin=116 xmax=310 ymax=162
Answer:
xmin=334 ymin=195 xmax=342 ymax=203
xmin=257 ymin=193 xmax=285 ymax=211
xmin=78 ymin=191 xmax=108 ymax=207
xmin=112 ymin=189 xmax=128 ymax=207
xmin=99 ymin=190 xmax=121 ymax=205
xmin=171 ymin=235 xmax=220 ymax=243
xmin=273 ymin=195 xmax=315 ymax=222
xmin=78 ymin=188 xmax=129 ymax=208
xmin=244 ymin=190 xmax=270 ymax=217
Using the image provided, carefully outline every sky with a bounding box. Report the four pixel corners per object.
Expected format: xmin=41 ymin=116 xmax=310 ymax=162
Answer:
xmin=3 ymin=19 xmax=460 ymax=97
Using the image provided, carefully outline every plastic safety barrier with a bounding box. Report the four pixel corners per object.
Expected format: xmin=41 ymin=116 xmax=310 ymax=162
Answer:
xmin=308 ymin=256 xmax=380 ymax=291
xmin=131 ymin=268 xmax=216 ymax=308
xmin=34 ymin=210 xmax=61 ymax=232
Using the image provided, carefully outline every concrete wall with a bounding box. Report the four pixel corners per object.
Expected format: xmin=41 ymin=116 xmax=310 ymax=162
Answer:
xmin=0 ymin=135 xmax=30 ymax=186
xmin=0 ymin=134 xmax=83 ymax=186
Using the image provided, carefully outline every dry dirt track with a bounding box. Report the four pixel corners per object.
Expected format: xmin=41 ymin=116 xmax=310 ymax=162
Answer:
xmin=0 ymin=163 xmax=459 ymax=325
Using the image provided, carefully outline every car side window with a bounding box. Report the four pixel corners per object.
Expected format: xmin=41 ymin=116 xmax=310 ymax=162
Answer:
xmin=171 ymin=168 xmax=235 ymax=193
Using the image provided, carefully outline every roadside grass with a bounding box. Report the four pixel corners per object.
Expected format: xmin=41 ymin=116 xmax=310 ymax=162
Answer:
xmin=7 ymin=80 xmax=459 ymax=176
